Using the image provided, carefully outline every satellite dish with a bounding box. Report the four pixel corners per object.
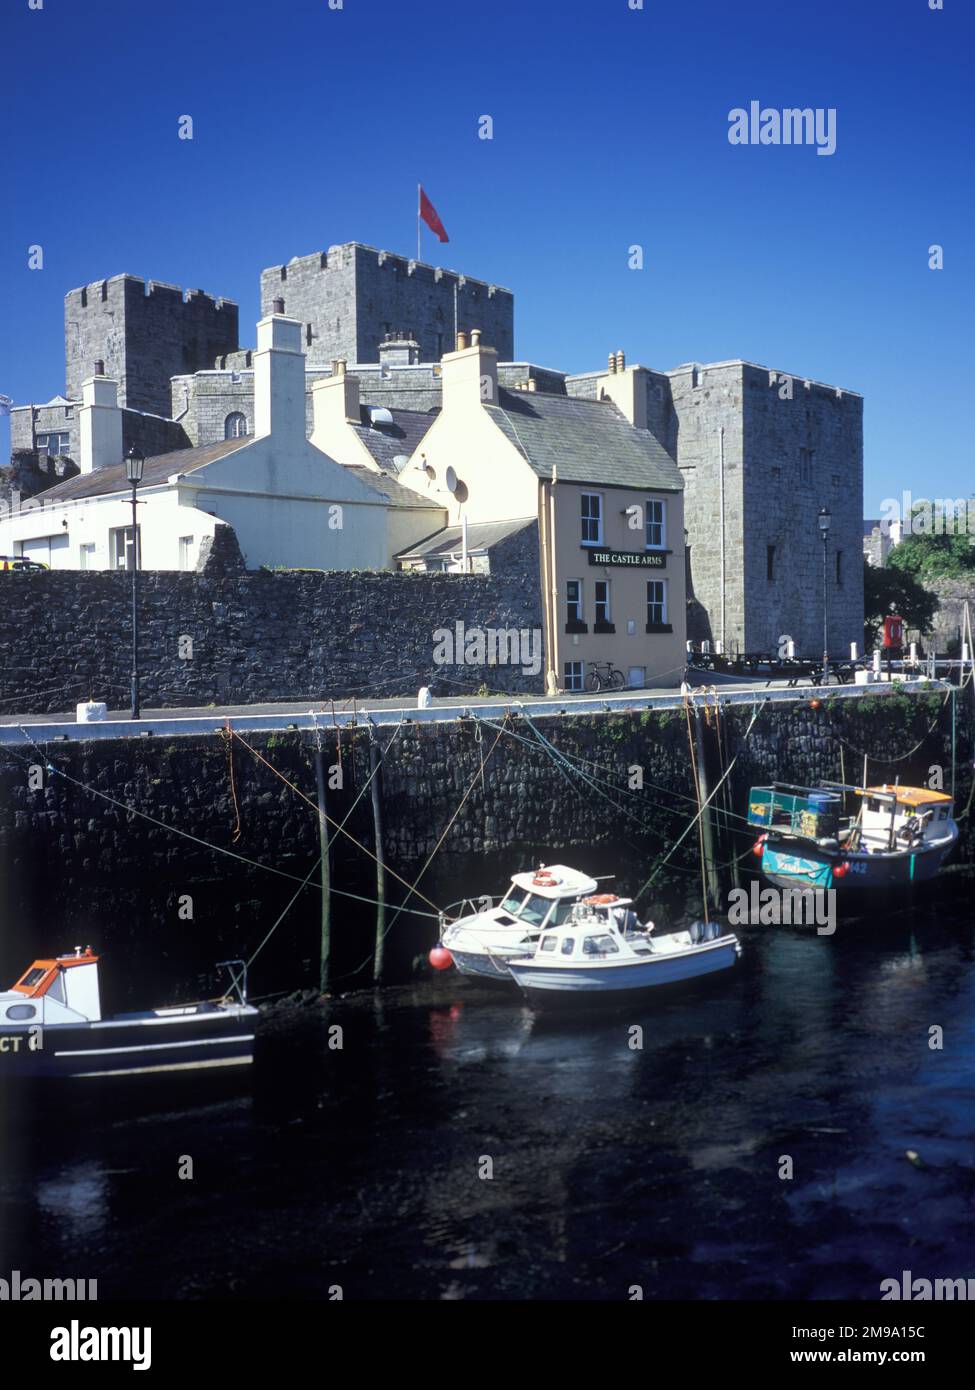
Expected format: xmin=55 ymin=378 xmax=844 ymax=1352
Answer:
xmin=392 ymin=454 xmax=409 ymax=472
xmin=445 ymin=466 xmax=458 ymax=494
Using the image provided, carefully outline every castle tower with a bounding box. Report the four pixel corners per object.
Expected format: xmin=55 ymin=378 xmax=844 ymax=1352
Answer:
xmin=64 ymin=275 xmax=239 ymax=415
xmin=259 ymin=242 xmax=514 ymax=367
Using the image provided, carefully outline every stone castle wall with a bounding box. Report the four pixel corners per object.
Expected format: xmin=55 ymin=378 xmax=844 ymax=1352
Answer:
xmin=64 ymin=275 xmax=238 ymax=415
xmin=260 ymin=243 xmax=514 ymax=368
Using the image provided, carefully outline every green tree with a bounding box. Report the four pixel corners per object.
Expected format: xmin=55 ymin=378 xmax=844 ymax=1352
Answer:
xmin=863 ymin=558 xmax=939 ymax=649
xmin=887 ymin=501 xmax=975 ymax=580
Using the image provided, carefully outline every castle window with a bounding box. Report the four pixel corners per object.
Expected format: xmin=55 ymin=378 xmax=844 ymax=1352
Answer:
xmin=37 ymin=432 xmax=71 ymax=457
xmin=80 ymin=288 xmax=88 ymax=307
xmin=280 ymin=266 xmax=287 ymax=281
xmin=224 ymin=412 xmax=248 ymax=439
xmin=306 ymin=323 xmax=314 ymax=346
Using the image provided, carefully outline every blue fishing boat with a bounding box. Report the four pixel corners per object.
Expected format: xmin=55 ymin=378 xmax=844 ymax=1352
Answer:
xmin=747 ymin=781 xmax=958 ymax=892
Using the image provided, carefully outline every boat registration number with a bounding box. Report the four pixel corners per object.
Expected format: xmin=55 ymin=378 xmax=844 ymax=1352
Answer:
xmin=0 ymin=1028 xmax=43 ymax=1054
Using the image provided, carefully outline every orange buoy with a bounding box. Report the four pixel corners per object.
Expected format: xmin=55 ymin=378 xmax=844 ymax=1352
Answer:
xmin=584 ymin=893 xmax=617 ymax=905
xmin=428 ymin=946 xmax=453 ymax=971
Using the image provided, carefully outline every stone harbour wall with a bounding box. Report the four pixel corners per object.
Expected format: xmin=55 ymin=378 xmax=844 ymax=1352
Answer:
xmin=0 ymin=686 xmax=969 ymax=1002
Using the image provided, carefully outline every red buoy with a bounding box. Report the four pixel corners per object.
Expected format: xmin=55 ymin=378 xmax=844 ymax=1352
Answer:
xmin=428 ymin=946 xmax=453 ymax=971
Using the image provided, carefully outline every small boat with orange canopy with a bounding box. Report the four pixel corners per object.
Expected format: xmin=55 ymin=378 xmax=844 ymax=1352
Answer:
xmin=0 ymin=947 xmax=258 ymax=1079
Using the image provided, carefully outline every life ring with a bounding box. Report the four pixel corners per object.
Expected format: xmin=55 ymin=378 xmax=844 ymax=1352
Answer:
xmin=584 ymin=893 xmax=617 ymax=905
xmin=533 ymin=872 xmax=557 ymax=887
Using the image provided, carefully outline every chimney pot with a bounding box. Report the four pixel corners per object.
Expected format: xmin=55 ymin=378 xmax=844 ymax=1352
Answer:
xmin=607 ymin=352 xmax=616 ymax=375
xmin=616 ymin=350 xmax=626 ymax=372
xmin=94 ymin=359 xmax=105 ymax=376
xmin=272 ymin=297 xmax=285 ymax=314
xmin=470 ymin=328 xmax=482 ymax=347
xmin=456 ymin=330 xmax=469 ymax=351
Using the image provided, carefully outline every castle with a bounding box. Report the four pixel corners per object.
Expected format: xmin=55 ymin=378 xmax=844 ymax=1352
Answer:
xmin=4 ymin=240 xmax=863 ymax=659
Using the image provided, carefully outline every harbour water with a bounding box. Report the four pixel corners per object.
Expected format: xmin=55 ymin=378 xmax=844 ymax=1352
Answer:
xmin=2 ymin=883 xmax=974 ymax=1301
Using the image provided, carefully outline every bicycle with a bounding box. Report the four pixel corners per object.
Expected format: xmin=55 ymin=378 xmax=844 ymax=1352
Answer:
xmin=584 ymin=661 xmax=626 ymax=693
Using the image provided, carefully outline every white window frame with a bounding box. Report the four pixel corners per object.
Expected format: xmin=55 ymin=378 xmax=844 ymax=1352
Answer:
xmin=647 ymin=579 xmax=668 ymax=627
xmin=566 ymin=578 xmax=584 ymax=624
xmin=110 ymin=525 xmax=140 ymax=572
xmin=563 ymin=660 xmax=584 ymax=692
xmin=594 ymin=578 xmax=611 ymax=624
xmin=178 ymin=536 xmax=195 ymax=572
xmin=645 ymin=498 xmax=666 ymax=550
xmin=79 ymin=543 xmax=96 ymax=571
xmin=580 ymin=492 xmax=603 ymax=546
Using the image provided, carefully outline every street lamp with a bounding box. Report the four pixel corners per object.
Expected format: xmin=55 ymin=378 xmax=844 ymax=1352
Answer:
xmin=818 ymin=505 xmax=831 ymax=685
xmin=125 ymin=446 xmax=145 ymax=719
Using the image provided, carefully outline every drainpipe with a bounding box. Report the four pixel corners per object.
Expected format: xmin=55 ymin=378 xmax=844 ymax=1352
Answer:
xmin=718 ymin=426 xmax=726 ymax=651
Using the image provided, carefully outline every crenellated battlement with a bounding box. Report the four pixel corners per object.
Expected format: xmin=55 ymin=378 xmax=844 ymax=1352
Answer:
xmin=64 ymin=273 xmax=239 ymax=415
xmin=259 ymin=241 xmax=514 ymax=367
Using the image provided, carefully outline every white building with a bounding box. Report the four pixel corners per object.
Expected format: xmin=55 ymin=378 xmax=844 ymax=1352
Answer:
xmin=0 ymin=313 xmax=444 ymax=571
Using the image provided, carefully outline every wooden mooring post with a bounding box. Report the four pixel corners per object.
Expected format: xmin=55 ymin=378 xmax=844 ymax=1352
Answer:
xmin=368 ymin=728 xmax=387 ymax=984
xmin=692 ymin=705 xmax=721 ymax=911
xmin=314 ymin=734 xmax=332 ymax=993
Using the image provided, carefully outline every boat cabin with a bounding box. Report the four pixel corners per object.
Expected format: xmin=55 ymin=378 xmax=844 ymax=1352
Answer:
xmin=2 ymin=947 xmax=102 ymax=1025
xmin=748 ymin=782 xmax=955 ymax=855
xmin=850 ymin=785 xmax=955 ymax=853
xmin=496 ymin=865 xmax=600 ymax=930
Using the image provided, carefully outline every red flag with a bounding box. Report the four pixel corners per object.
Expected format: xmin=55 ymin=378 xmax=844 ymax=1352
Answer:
xmin=419 ymin=186 xmax=449 ymax=243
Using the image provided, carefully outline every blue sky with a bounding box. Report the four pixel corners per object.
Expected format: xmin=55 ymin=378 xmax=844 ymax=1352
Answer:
xmin=2 ymin=0 xmax=971 ymax=513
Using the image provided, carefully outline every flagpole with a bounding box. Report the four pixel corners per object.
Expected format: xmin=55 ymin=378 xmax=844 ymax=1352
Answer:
xmin=417 ymin=183 xmax=421 ymax=261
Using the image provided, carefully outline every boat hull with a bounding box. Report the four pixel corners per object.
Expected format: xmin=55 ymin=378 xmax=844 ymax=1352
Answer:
xmin=0 ymin=1004 xmax=258 ymax=1079
xmin=446 ymin=948 xmax=519 ymax=982
xmin=761 ymin=831 xmax=957 ymax=892
xmin=507 ymin=936 xmax=739 ymax=1008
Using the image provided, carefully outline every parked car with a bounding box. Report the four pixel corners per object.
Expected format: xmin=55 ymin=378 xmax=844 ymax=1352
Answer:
xmin=0 ymin=555 xmax=49 ymax=572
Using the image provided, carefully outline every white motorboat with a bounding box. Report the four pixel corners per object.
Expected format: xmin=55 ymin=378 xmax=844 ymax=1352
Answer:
xmin=505 ymin=897 xmax=741 ymax=1008
xmin=0 ymin=948 xmax=258 ymax=1079
xmin=437 ymin=865 xmax=602 ymax=980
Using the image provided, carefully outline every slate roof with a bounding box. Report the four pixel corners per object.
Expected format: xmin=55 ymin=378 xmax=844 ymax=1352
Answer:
xmin=350 ymin=406 xmax=436 ymax=472
xmin=343 ymin=466 xmax=442 ymax=510
xmin=29 ymin=438 xmax=249 ymax=503
xmin=396 ymin=516 xmax=536 ymax=559
xmin=485 ymin=388 xmax=682 ymax=491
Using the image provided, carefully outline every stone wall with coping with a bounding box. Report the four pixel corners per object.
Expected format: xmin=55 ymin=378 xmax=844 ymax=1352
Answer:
xmin=0 ymin=566 xmax=544 ymax=715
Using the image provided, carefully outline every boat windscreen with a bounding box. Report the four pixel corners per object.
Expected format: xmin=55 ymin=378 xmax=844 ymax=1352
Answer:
xmin=514 ymin=893 xmax=552 ymax=927
xmin=500 ymin=889 xmax=528 ymax=915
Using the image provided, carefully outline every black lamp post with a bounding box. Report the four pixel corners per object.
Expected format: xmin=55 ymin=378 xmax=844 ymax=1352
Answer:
xmin=125 ymin=446 xmax=145 ymax=719
xmin=818 ymin=505 xmax=831 ymax=685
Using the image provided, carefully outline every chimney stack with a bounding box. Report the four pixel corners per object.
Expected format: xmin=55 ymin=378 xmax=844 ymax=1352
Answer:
xmin=441 ymin=329 xmax=498 ymax=411
xmin=79 ymin=375 xmax=122 ymax=474
xmin=254 ymin=311 xmax=305 ymax=443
